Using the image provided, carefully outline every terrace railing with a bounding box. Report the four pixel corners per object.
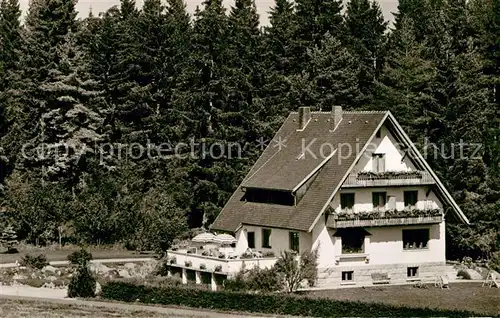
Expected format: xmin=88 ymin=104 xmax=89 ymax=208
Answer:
xmin=326 ymin=209 xmax=444 ymax=228
xmin=342 ymin=171 xmax=435 ymax=188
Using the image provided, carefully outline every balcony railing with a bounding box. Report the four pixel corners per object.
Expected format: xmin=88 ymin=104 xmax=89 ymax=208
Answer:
xmin=342 ymin=171 xmax=435 ymax=188
xmin=326 ymin=209 xmax=444 ymax=228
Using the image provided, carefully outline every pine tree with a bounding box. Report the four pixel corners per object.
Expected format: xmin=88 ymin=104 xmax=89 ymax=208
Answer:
xmin=0 ymin=0 xmax=21 ymax=183
xmin=260 ymin=0 xmax=298 ymax=125
xmin=375 ymin=18 xmax=437 ymax=144
xmin=393 ymin=0 xmax=431 ymax=41
xmin=344 ymin=0 xmax=387 ymax=105
xmin=308 ymin=35 xmax=361 ymax=110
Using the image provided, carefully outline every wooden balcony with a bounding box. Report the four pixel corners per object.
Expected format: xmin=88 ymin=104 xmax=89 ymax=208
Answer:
xmin=342 ymin=171 xmax=435 ymax=188
xmin=326 ymin=209 xmax=444 ymax=228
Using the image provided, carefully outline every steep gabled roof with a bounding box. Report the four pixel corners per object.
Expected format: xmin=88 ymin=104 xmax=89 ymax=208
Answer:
xmin=211 ymin=111 xmax=386 ymax=232
xmin=210 ymin=110 xmax=469 ymax=233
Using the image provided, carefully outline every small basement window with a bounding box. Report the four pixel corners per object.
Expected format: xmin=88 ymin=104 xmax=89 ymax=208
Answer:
xmin=342 ymin=271 xmax=354 ymax=281
xmin=403 ymin=229 xmax=429 ymax=250
xmin=407 ymin=266 xmax=419 ymax=277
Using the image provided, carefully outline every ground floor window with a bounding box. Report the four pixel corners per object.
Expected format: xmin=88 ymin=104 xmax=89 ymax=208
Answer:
xmin=407 ymin=266 xmax=419 ymax=277
xmin=247 ymin=231 xmax=255 ymax=249
xmin=337 ymin=228 xmax=368 ymax=254
xmin=342 ymin=271 xmax=354 ymax=281
xmin=289 ymin=231 xmax=300 ymax=252
xmin=262 ymin=228 xmax=272 ymax=248
xmin=403 ymin=229 xmax=429 ymax=249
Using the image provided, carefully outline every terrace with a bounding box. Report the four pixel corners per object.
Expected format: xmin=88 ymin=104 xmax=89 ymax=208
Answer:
xmin=326 ymin=209 xmax=444 ymax=228
xmin=165 ymin=233 xmax=279 ymax=290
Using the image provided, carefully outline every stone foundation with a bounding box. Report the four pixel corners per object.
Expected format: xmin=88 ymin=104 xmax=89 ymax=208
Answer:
xmin=317 ymin=262 xmax=447 ymax=288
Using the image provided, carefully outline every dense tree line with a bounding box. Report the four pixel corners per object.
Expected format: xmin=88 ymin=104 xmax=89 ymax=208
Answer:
xmin=0 ymin=0 xmax=498 ymax=261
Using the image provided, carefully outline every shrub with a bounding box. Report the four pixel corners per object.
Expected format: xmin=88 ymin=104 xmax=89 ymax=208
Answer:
xmin=67 ymin=265 xmax=96 ymax=298
xmin=240 ymin=252 xmax=253 ymax=259
xmin=246 ymin=267 xmax=282 ymax=292
xmin=185 ymin=260 xmax=192 ymax=267
xmin=263 ymin=251 xmax=275 ymax=258
xmin=457 ymin=269 xmax=472 ymax=280
xmin=21 ymin=254 xmax=49 ymax=269
xmin=67 ymin=249 xmax=93 ymax=266
xmin=101 ymin=281 xmax=479 ymax=317
xmin=274 ymin=249 xmax=318 ymax=292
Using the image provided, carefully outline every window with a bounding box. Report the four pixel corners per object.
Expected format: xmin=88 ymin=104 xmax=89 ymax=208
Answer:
xmin=403 ymin=229 xmax=429 ymax=250
xmin=247 ymin=232 xmax=255 ymax=249
xmin=376 ymin=129 xmax=381 ymax=138
xmin=372 ymin=192 xmax=387 ymax=210
xmin=407 ymin=266 xmax=419 ymax=277
xmin=262 ymin=229 xmax=272 ymax=248
xmin=372 ymin=154 xmax=385 ymax=172
xmin=289 ymin=232 xmax=300 ymax=252
xmin=404 ymin=191 xmax=418 ymax=209
xmin=341 ymin=229 xmax=365 ymax=254
xmin=342 ymin=271 xmax=354 ymax=281
xmin=340 ymin=193 xmax=355 ymax=212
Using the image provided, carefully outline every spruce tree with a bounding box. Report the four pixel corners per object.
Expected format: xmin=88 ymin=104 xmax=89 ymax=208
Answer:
xmin=0 ymin=0 xmax=21 ymax=182
xmin=375 ymin=18 xmax=437 ymax=144
xmin=261 ymin=0 xmax=297 ymax=121
xmin=344 ymin=0 xmax=387 ymax=105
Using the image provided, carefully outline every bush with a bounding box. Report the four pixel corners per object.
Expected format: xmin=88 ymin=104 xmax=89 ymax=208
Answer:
xmin=263 ymin=251 xmax=275 ymax=258
xmin=67 ymin=265 xmax=96 ymax=298
xmin=21 ymin=254 xmax=49 ymax=269
xmin=456 ymin=269 xmax=472 ymax=280
xmin=67 ymin=249 xmax=93 ymax=266
xmin=274 ymin=249 xmax=318 ymax=292
xmin=101 ymin=281 xmax=478 ymax=317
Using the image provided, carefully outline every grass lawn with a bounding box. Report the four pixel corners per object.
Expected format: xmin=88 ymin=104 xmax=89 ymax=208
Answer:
xmin=0 ymin=298 xmax=213 ymax=318
xmin=304 ymin=282 xmax=499 ymax=316
xmin=0 ymin=245 xmax=156 ymax=264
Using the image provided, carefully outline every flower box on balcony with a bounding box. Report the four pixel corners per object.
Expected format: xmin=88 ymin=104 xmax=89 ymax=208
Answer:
xmin=357 ymin=171 xmax=423 ymax=180
xmin=327 ymin=209 xmax=444 ymax=228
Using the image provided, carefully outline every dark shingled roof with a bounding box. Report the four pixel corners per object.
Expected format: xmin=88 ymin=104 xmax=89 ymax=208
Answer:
xmin=210 ymin=110 xmax=388 ymax=232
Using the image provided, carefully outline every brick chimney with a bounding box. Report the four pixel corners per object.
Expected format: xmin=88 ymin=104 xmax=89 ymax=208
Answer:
xmin=331 ymin=106 xmax=343 ymax=130
xmin=298 ymin=106 xmax=311 ymax=130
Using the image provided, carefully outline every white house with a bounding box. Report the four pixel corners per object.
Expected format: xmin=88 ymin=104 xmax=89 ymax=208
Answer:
xmin=210 ymin=106 xmax=469 ymax=288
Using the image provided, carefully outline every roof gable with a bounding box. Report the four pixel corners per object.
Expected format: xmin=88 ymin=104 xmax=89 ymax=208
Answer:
xmin=210 ymin=110 xmax=469 ymax=233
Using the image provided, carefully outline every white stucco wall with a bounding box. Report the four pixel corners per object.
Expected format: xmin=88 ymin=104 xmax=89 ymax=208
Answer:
xmin=356 ymin=125 xmax=417 ymax=173
xmin=311 ymin=218 xmax=446 ymax=268
xmin=235 ymin=225 xmax=312 ymax=256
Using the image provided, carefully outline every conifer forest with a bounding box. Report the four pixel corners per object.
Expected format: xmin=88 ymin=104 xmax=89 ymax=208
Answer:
xmin=0 ymin=0 xmax=498 ymax=262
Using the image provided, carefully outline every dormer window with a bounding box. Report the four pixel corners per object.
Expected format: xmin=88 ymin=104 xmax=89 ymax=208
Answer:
xmin=244 ymin=188 xmax=294 ymax=206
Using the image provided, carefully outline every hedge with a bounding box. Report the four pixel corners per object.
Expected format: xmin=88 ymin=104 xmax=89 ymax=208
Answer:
xmin=101 ymin=281 xmax=478 ymax=317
